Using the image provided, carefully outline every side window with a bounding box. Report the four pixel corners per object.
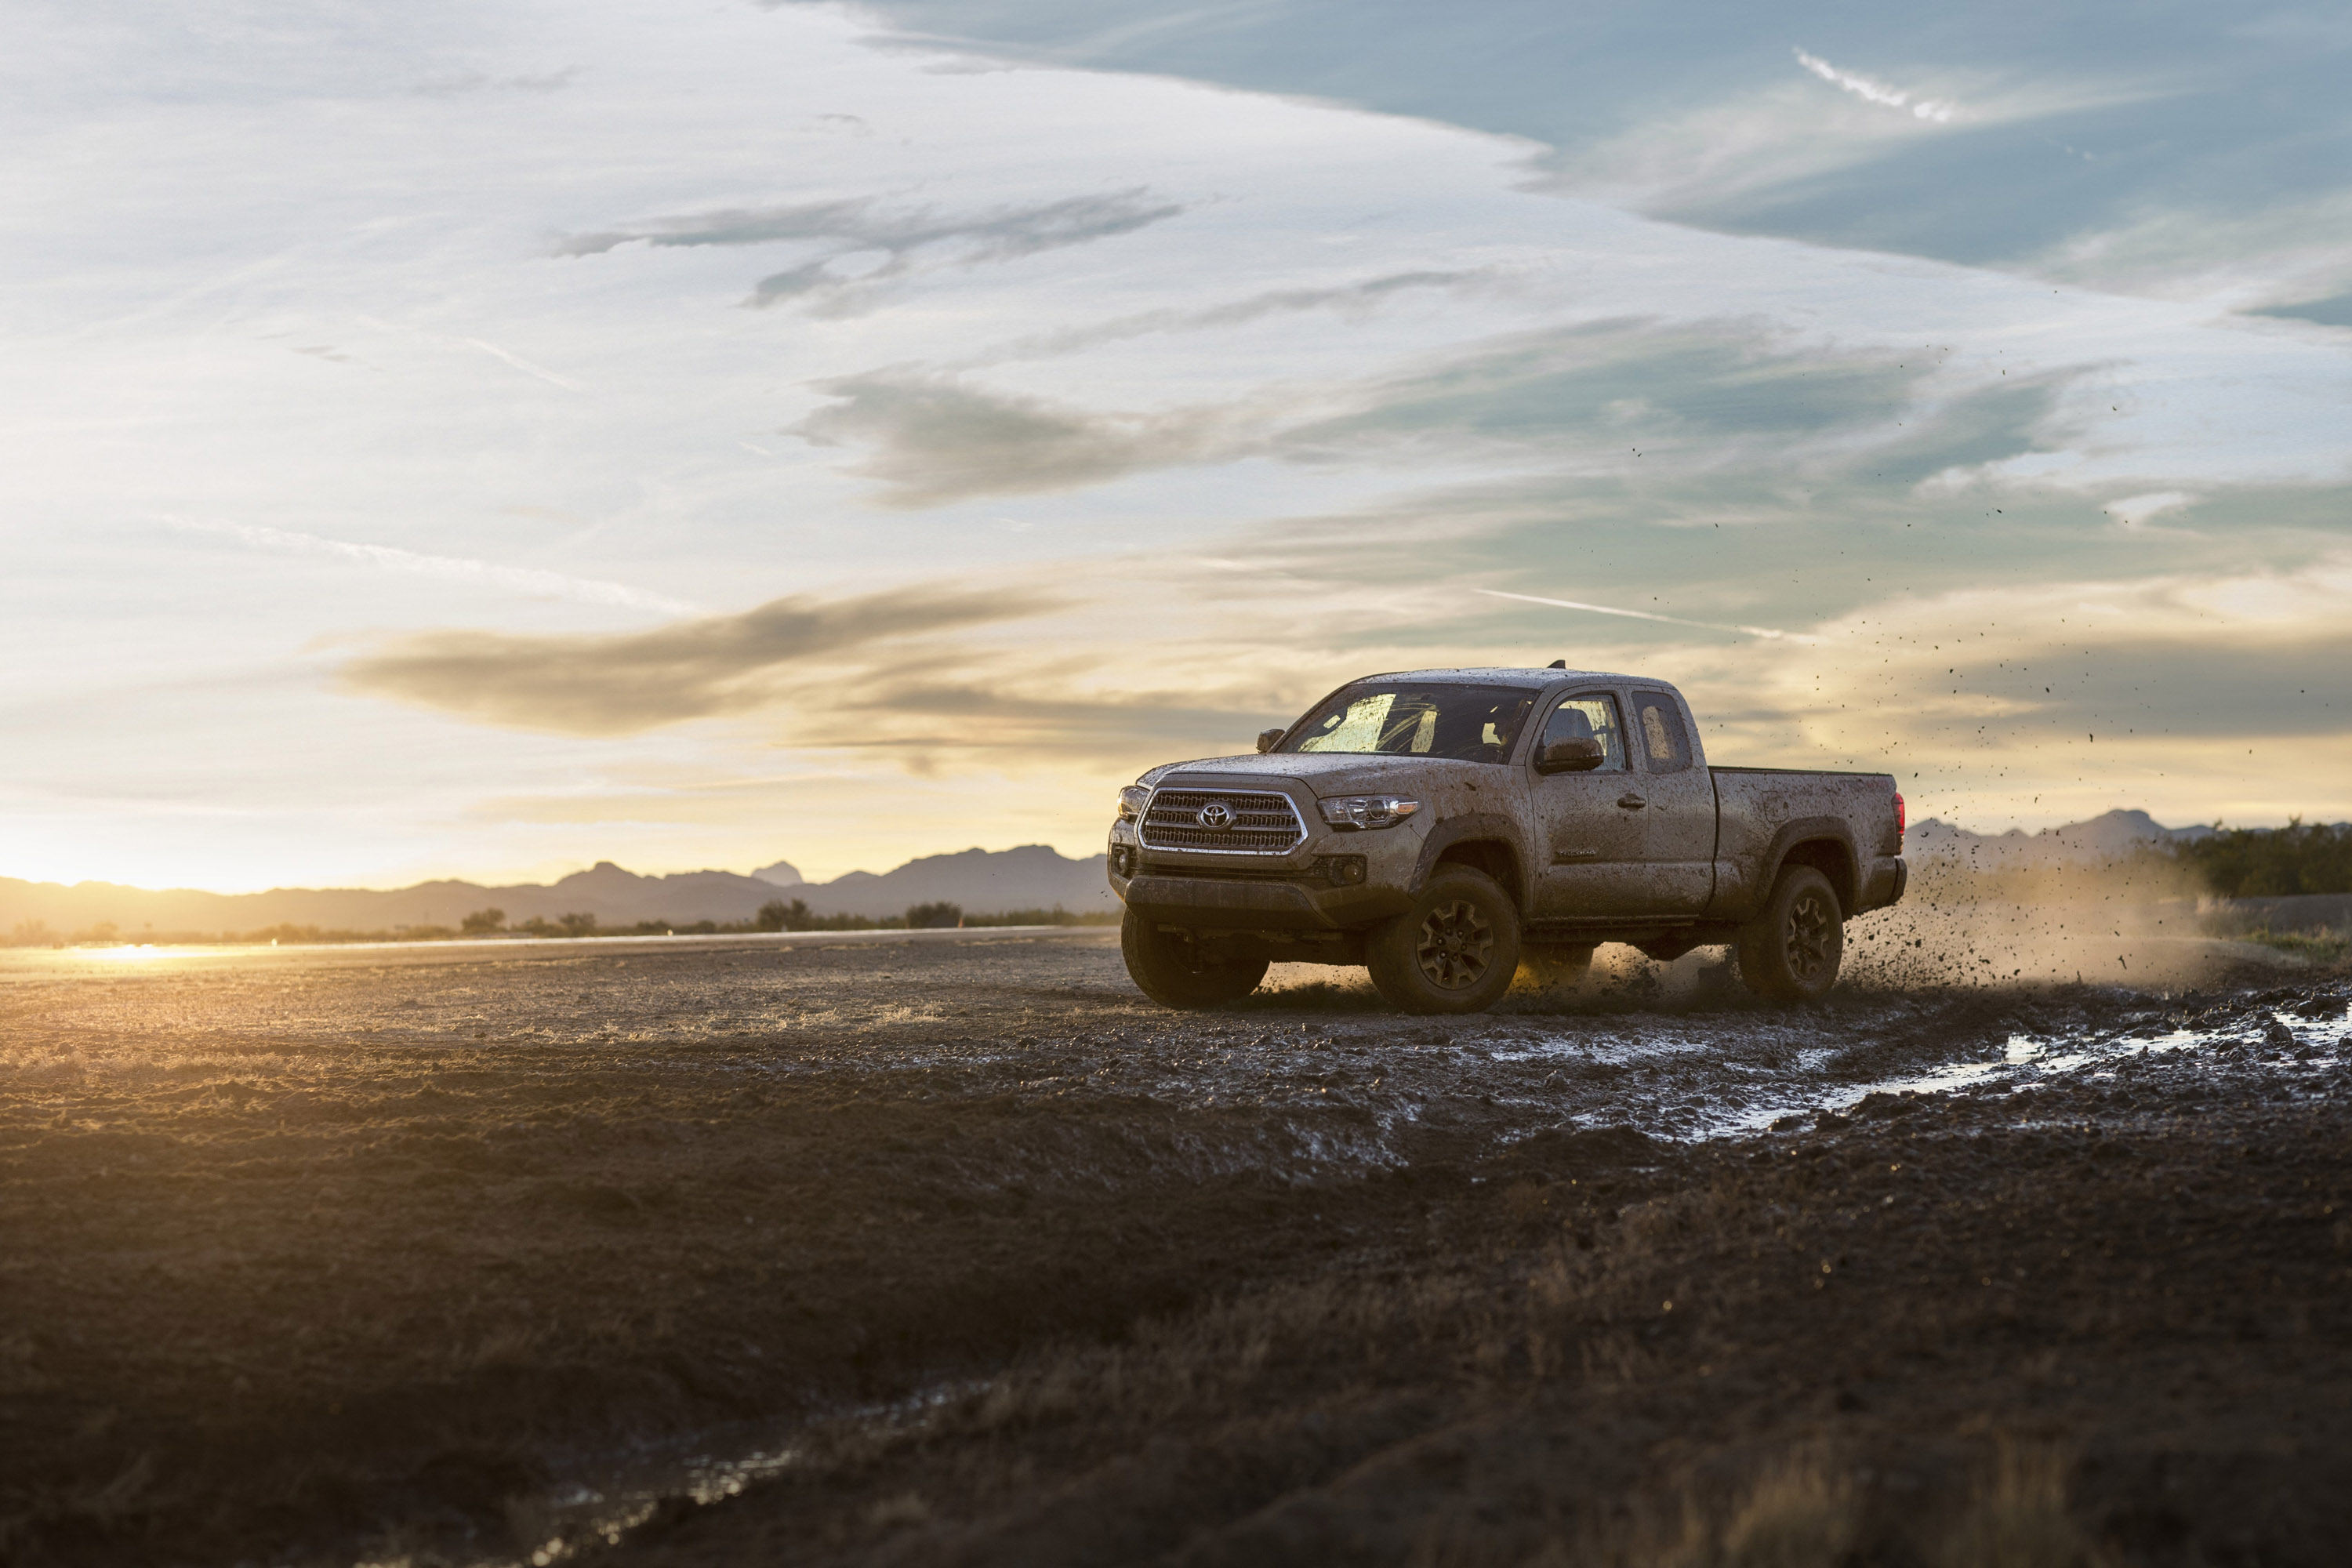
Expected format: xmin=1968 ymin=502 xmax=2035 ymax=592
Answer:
xmin=1538 ymin=694 xmax=1627 ymax=771
xmin=1632 ymin=690 xmax=1691 ymax=773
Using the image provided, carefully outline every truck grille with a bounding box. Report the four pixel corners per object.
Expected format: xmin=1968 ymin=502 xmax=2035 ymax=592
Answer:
xmin=1140 ymin=789 xmax=1305 ymax=855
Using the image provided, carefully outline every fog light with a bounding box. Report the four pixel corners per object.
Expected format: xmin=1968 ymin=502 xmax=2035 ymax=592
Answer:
xmin=1110 ymin=845 xmax=1135 ymax=877
xmin=1315 ymin=855 xmax=1367 ymax=887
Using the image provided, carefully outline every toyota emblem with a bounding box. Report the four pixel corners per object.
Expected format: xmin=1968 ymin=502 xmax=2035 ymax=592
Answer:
xmin=1196 ymin=800 xmax=1236 ymax=829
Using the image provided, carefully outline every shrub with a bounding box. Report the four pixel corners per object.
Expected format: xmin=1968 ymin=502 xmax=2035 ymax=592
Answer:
xmin=2172 ymin=818 xmax=2352 ymax=897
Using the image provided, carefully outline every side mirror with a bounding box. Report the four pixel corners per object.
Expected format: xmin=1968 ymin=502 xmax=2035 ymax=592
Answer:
xmin=1256 ymin=728 xmax=1286 ymax=754
xmin=1535 ymin=737 xmax=1606 ymax=774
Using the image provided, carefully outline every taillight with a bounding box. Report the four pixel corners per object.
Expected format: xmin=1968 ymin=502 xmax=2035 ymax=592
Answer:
xmin=1893 ymin=792 xmax=1906 ymax=847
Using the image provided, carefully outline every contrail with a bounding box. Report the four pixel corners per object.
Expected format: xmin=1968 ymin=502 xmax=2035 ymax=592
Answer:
xmin=461 ymin=337 xmax=583 ymax=390
xmin=158 ymin=515 xmax=699 ymax=615
xmin=1476 ymin=588 xmax=1819 ymax=644
xmin=1793 ymin=48 xmax=1955 ymax=123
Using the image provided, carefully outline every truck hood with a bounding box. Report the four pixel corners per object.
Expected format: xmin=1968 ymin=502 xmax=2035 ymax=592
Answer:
xmin=1142 ymin=752 xmax=1509 ymax=798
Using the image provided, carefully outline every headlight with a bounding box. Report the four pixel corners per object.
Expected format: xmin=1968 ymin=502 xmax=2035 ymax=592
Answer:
xmin=1317 ymin=796 xmax=1422 ymax=830
xmin=1116 ymin=784 xmax=1153 ymax=821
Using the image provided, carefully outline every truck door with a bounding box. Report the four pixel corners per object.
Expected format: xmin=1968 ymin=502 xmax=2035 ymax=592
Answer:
xmin=1621 ymin=688 xmax=1714 ymax=916
xmin=1526 ymin=691 xmax=1651 ymax=919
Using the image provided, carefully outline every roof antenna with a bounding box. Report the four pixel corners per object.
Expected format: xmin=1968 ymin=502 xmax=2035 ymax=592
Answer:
xmin=1546 ymin=659 xmax=1566 ymax=670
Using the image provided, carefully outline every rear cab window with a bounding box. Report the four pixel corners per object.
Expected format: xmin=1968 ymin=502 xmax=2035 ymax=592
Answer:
xmin=1631 ymin=689 xmax=1692 ymax=773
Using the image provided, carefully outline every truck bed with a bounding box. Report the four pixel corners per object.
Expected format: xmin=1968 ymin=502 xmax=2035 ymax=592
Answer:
xmin=1708 ymin=764 xmax=1904 ymax=920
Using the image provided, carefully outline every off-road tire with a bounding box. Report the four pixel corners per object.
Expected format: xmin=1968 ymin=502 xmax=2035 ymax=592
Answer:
xmin=1366 ymin=867 xmax=1523 ymax=1015
xmin=1734 ymin=865 xmax=1844 ymax=1004
xmin=1120 ymin=909 xmax=1269 ymax=1009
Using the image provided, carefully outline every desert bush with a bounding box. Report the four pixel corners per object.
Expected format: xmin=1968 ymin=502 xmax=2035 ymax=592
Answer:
xmin=2172 ymin=818 xmax=2352 ymax=897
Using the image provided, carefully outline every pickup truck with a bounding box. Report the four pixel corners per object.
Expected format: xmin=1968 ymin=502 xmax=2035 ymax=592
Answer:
xmin=1106 ymin=666 xmax=1906 ymax=1013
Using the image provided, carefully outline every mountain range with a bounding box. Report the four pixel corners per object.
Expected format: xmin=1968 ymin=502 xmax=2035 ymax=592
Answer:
xmin=9 ymin=808 xmax=2338 ymax=940
xmin=2 ymin=845 xmax=1116 ymax=938
xmin=1905 ymin=808 xmax=2216 ymax=865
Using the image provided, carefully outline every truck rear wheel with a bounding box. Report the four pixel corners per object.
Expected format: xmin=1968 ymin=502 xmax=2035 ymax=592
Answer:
xmin=1735 ymin=866 xmax=1843 ymax=1004
xmin=1366 ymin=867 xmax=1522 ymax=1015
xmin=1120 ymin=909 xmax=1269 ymax=1008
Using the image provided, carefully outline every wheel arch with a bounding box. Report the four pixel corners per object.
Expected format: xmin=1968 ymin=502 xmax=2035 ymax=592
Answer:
xmin=1410 ymin=814 xmax=1530 ymax=913
xmin=1764 ymin=822 xmax=1861 ymax=917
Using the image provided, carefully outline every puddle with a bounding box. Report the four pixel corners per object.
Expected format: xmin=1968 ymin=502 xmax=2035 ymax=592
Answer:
xmin=420 ymin=1384 xmax=982 ymax=1568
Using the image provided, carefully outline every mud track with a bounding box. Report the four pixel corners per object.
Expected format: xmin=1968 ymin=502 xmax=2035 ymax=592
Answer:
xmin=2 ymin=929 xmax=2347 ymax=1565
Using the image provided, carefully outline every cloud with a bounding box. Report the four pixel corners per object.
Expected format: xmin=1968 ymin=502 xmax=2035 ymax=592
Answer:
xmin=788 ymin=369 xmax=1242 ymax=506
xmin=2249 ymin=290 xmax=2352 ymax=329
xmin=556 ymin=188 xmax=1186 ymax=310
xmin=960 ymin=268 xmax=1501 ymax=363
xmin=1278 ymin=319 xmax=1929 ymax=466
xmin=158 ymin=516 xmax=698 ymax=614
xmin=795 ymin=318 xmax=1973 ymax=507
xmin=2101 ymin=491 xmax=2197 ymax=529
xmin=1533 ymin=63 xmax=2169 ymax=270
xmin=1692 ymin=547 xmax=2352 ymax=825
xmin=339 ymin=583 xmax=1061 ymax=735
xmin=1476 ymin=588 xmax=1816 ymax=643
xmin=416 ymin=66 xmax=580 ymax=98
xmin=1792 ymin=49 xmax=1956 ymax=123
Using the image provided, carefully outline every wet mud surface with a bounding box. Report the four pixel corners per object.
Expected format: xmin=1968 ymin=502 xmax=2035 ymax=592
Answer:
xmin=2 ymin=927 xmax=2347 ymax=1565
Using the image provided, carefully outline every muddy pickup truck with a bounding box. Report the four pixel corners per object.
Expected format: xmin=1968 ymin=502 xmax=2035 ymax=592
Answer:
xmin=1107 ymin=667 xmax=1906 ymax=1014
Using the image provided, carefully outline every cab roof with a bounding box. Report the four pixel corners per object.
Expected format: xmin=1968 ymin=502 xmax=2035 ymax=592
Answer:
xmin=1355 ymin=666 xmax=1658 ymax=691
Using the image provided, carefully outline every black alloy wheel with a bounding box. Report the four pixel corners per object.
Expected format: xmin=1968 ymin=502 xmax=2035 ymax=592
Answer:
xmin=1367 ymin=866 xmax=1521 ymax=1015
xmin=1414 ymin=898 xmax=1495 ymax=993
xmin=1784 ymin=883 xmax=1838 ymax=985
xmin=1735 ymin=865 xmax=1844 ymax=1004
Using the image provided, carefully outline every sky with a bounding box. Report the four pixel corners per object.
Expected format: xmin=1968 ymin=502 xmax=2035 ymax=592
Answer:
xmin=2 ymin=0 xmax=2348 ymax=891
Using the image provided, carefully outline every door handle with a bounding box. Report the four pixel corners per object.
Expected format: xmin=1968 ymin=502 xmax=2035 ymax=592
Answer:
xmin=1617 ymin=793 xmax=1646 ymax=810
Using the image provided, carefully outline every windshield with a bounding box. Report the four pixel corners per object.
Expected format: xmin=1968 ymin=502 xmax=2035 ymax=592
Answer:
xmin=1279 ymin=683 xmax=1536 ymax=764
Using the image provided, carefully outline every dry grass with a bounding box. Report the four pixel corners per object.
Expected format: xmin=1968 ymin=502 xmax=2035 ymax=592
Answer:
xmin=1711 ymin=1455 xmax=1860 ymax=1568
xmin=1937 ymin=1443 xmax=2109 ymax=1568
xmin=1562 ymin=1452 xmax=1857 ymax=1568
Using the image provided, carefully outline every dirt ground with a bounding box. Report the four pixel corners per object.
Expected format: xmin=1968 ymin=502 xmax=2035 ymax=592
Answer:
xmin=1 ymin=926 xmax=2347 ymax=1566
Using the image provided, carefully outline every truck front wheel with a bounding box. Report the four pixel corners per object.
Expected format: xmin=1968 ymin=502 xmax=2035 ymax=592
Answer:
xmin=1735 ymin=866 xmax=1844 ymax=1004
xmin=1120 ymin=909 xmax=1270 ymax=1008
xmin=1366 ymin=867 xmax=1523 ymax=1015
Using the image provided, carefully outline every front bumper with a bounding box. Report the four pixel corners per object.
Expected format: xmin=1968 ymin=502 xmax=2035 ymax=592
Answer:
xmin=1119 ymin=869 xmax=1414 ymax=931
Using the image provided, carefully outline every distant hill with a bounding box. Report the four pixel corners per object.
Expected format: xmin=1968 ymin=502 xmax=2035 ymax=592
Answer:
xmin=789 ymin=845 xmax=1114 ymax=919
xmin=0 ymin=845 xmax=1112 ymax=938
xmin=1907 ymin=808 xmax=2216 ymax=866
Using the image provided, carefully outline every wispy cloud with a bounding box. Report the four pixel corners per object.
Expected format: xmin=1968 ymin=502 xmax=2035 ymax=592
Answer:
xmin=959 ymin=268 xmax=1499 ymax=364
xmin=1792 ymin=49 xmax=1957 ymax=123
xmin=159 ymin=516 xmax=697 ymax=614
xmin=557 ymin=189 xmax=1186 ymax=311
xmin=789 ymin=369 xmax=1241 ymax=505
xmin=1477 ymin=588 xmax=1818 ymax=643
xmin=339 ymin=583 xmax=1062 ymax=735
xmin=799 ymin=319 xmax=1942 ymax=507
